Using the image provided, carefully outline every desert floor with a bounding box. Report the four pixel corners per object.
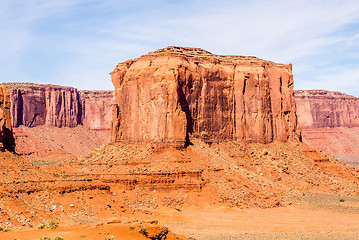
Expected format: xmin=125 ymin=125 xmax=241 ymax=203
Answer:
xmin=2 ymin=192 xmax=359 ymax=240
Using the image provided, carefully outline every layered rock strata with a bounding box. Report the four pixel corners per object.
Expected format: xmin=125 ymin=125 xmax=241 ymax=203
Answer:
xmin=111 ymin=46 xmax=301 ymax=147
xmin=294 ymin=90 xmax=359 ymax=129
xmin=0 ymin=85 xmax=15 ymax=152
xmin=295 ymin=90 xmax=359 ymax=166
xmin=4 ymin=83 xmax=115 ymax=130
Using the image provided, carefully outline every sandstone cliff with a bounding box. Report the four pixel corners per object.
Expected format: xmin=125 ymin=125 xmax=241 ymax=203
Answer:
xmin=295 ymin=90 xmax=359 ymax=167
xmin=111 ymin=46 xmax=301 ymax=146
xmin=0 ymin=85 xmax=15 ymax=152
xmin=79 ymin=90 xmax=114 ymax=130
xmin=4 ymin=83 xmax=115 ymax=130
xmin=294 ymin=90 xmax=359 ymax=129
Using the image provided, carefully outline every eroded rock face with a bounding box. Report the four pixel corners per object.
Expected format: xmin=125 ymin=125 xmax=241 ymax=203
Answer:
xmin=4 ymin=83 xmax=115 ymax=130
xmin=111 ymin=46 xmax=301 ymax=146
xmin=0 ymin=85 xmax=15 ymax=152
xmin=5 ymin=83 xmax=82 ymax=128
xmin=294 ymin=90 xmax=359 ymax=167
xmin=294 ymin=90 xmax=359 ymax=129
xmin=79 ymin=90 xmax=115 ymax=130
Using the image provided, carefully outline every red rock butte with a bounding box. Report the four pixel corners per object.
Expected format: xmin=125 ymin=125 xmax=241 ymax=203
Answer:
xmin=110 ymin=46 xmax=301 ymax=147
xmin=0 ymin=85 xmax=15 ymax=152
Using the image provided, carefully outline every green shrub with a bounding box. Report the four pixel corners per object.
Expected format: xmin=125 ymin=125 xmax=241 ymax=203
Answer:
xmin=138 ymin=225 xmax=148 ymax=236
xmin=0 ymin=226 xmax=12 ymax=232
xmin=38 ymin=224 xmax=46 ymax=229
xmin=48 ymin=220 xmax=59 ymax=229
xmin=340 ymin=199 xmax=345 ymax=202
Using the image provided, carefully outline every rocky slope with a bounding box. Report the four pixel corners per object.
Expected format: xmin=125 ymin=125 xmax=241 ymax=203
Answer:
xmin=111 ymin=46 xmax=300 ymax=147
xmin=295 ymin=90 xmax=359 ymax=166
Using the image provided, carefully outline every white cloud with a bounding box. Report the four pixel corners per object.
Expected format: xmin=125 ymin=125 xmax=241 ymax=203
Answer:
xmin=1 ymin=0 xmax=359 ymax=96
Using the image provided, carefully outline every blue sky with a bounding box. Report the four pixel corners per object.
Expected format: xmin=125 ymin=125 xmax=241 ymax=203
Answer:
xmin=1 ymin=0 xmax=359 ymax=96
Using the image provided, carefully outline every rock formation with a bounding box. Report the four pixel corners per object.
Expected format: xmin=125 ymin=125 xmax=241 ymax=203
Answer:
xmin=294 ymin=90 xmax=359 ymax=129
xmin=111 ymin=46 xmax=301 ymax=147
xmin=79 ymin=90 xmax=114 ymax=130
xmin=4 ymin=83 xmax=115 ymax=130
xmin=0 ymin=85 xmax=15 ymax=152
xmin=295 ymin=90 xmax=359 ymax=167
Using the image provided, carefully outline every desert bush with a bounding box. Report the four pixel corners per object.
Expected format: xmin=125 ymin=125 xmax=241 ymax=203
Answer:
xmin=48 ymin=220 xmax=59 ymax=229
xmin=139 ymin=225 xmax=148 ymax=236
xmin=38 ymin=224 xmax=46 ymax=229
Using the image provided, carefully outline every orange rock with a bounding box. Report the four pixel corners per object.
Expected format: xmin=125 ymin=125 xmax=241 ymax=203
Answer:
xmin=0 ymin=85 xmax=15 ymax=152
xmin=111 ymin=46 xmax=301 ymax=147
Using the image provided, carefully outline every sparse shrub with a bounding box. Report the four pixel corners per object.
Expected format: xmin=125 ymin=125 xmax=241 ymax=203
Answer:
xmin=80 ymin=235 xmax=86 ymax=238
xmin=0 ymin=226 xmax=12 ymax=232
xmin=138 ymin=225 xmax=148 ymax=236
xmin=54 ymin=237 xmax=64 ymax=240
xmin=41 ymin=237 xmax=51 ymax=240
xmin=129 ymin=225 xmax=135 ymax=231
xmin=48 ymin=220 xmax=59 ymax=229
xmin=104 ymin=237 xmax=115 ymax=240
xmin=38 ymin=223 xmax=46 ymax=229
xmin=340 ymin=199 xmax=345 ymax=202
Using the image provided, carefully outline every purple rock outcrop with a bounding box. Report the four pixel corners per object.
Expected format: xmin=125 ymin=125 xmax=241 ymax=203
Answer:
xmin=4 ymin=83 xmax=115 ymax=130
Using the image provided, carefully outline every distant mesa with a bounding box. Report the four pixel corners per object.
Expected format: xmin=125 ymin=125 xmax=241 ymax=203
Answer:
xmin=4 ymin=82 xmax=115 ymax=130
xmin=295 ymin=90 xmax=359 ymax=129
xmin=110 ymin=46 xmax=301 ymax=147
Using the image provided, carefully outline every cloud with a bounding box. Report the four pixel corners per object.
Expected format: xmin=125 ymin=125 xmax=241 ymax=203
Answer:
xmin=1 ymin=0 xmax=359 ymax=96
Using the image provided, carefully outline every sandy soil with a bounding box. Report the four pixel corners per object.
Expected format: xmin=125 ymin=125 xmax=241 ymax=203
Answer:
xmin=1 ymin=138 xmax=359 ymax=239
xmin=157 ymin=196 xmax=359 ymax=239
xmin=3 ymin=193 xmax=359 ymax=240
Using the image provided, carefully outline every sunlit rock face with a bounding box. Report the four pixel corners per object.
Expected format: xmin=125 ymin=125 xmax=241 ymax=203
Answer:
xmin=0 ymin=85 xmax=15 ymax=152
xmin=111 ymin=47 xmax=301 ymax=147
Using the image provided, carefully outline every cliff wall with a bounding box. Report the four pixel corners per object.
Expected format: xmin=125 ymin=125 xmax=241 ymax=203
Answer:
xmin=0 ymin=85 xmax=15 ymax=152
xmin=111 ymin=46 xmax=301 ymax=146
xmin=79 ymin=90 xmax=114 ymax=130
xmin=294 ymin=90 xmax=359 ymax=129
xmin=4 ymin=83 xmax=115 ymax=130
xmin=295 ymin=90 xmax=359 ymax=167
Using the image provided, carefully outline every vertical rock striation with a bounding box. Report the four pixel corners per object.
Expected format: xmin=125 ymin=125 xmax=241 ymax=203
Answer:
xmin=5 ymin=83 xmax=82 ymax=128
xmin=0 ymin=85 xmax=15 ymax=152
xmin=79 ymin=90 xmax=115 ymax=130
xmin=4 ymin=83 xmax=115 ymax=130
xmin=294 ymin=90 xmax=359 ymax=129
xmin=111 ymin=46 xmax=301 ymax=147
